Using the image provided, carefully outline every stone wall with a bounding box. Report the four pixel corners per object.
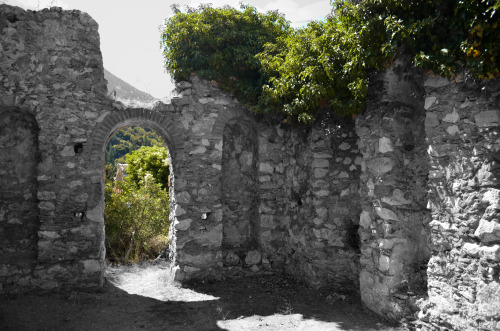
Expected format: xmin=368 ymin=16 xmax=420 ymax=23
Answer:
xmin=0 ymin=4 xmax=112 ymax=291
xmin=170 ymin=78 xmax=361 ymax=287
xmin=356 ymin=59 xmax=432 ymax=320
xmin=0 ymin=108 xmax=39 ymax=293
xmin=282 ymin=118 xmax=361 ymax=289
xmin=422 ymin=76 xmax=500 ymax=330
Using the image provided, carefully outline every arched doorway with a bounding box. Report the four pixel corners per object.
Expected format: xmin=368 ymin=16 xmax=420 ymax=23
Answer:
xmin=88 ymin=107 xmax=184 ymax=282
xmin=104 ymin=125 xmax=170 ymax=263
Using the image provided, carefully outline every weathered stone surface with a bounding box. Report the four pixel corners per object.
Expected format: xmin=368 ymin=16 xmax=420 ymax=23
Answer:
xmin=475 ymin=110 xmax=500 ymax=127
xmin=175 ymin=218 xmax=191 ymax=231
xmin=446 ymin=124 xmax=459 ymax=135
xmin=424 ymin=77 xmax=500 ymax=330
xmin=245 ymin=250 xmax=261 ymax=265
xmin=359 ymin=211 xmax=372 ymax=229
xmin=375 ymin=207 xmax=400 ymax=221
xmin=314 ymin=168 xmax=328 ymax=178
xmin=367 ymin=157 xmax=394 ymax=175
xmin=174 ymin=205 xmax=186 ymax=217
xmin=259 ymin=162 xmax=273 ymax=174
xmin=442 ymin=109 xmax=460 ymax=123
xmin=381 ymin=189 xmax=412 ymax=206
xmin=424 ymin=96 xmax=437 ymax=110
xmin=312 ymin=159 xmax=329 ymax=168
xmin=224 ymin=252 xmax=240 ymax=266
xmin=378 ymin=137 xmax=394 ymax=153
xmin=425 ymin=112 xmax=440 ymax=127
xmin=82 ymin=260 xmax=101 ymax=274
xmin=463 ymin=243 xmax=500 ymax=261
xmin=475 ymin=219 xmax=500 ymax=243
xmin=424 ymin=75 xmax=450 ymax=88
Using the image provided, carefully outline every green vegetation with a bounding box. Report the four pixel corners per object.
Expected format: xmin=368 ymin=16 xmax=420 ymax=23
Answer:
xmin=105 ymin=126 xmax=164 ymax=181
xmin=104 ymin=129 xmax=170 ymax=263
xmin=124 ymin=145 xmax=170 ymax=190
xmin=162 ymin=1 xmax=499 ymax=124
xmin=105 ymin=176 xmax=169 ymax=262
xmin=161 ymin=3 xmax=290 ymax=105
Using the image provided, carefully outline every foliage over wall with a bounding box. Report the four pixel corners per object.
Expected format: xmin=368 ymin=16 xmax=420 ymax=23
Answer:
xmin=162 ymin=1 xmax=499 ymax=123
xmin=161 ymin=4 xmax=290 ymax=104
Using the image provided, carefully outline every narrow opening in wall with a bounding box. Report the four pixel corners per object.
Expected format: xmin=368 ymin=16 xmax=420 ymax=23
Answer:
xmin=104 ymin=126 xmax=171 ymax=266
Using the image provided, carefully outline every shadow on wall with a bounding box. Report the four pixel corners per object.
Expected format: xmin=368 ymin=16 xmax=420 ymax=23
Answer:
xmin=220 ymin=119 xmax=259 ymax=268
xmin=0 ymin=107 xmax=40 ymax=293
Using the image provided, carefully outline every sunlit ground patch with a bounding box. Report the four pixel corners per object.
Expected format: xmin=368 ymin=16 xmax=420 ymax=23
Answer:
xmin=106 ymin=262 xmax=219 ymax=302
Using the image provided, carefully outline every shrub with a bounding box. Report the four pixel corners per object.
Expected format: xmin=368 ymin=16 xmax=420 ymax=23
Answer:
xmin=161 ymin=3 xmax=291 ymax=105
xmin=105 ymin=175 xmax=170 ymax=262
xmin=125 ymin=145 xmax=170 ymax=190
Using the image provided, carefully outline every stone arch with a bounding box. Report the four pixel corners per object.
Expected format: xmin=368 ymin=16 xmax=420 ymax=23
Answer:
xmin=212 ymin=107 xmax=258 ymax=138
xmin=90 ymin=108 xmax=184 ymax=162
xmin=86 ymin=107 xmax=184 ymax=271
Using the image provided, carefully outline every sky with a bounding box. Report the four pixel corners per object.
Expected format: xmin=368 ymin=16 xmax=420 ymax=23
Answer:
xmin=3 ymin=0 xmax=332 ymax=100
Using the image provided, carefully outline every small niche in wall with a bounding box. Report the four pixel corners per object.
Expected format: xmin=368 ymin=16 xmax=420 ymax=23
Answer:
xmin=74 ymin=143 xmax=83 ymax=154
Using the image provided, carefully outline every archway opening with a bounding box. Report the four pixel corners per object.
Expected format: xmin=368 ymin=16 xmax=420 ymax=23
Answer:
xmin=104 ymin=126 xmax=171 ymax=264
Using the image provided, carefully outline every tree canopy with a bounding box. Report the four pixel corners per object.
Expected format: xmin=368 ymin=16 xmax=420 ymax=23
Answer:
xmin=105 ymin=126 xmax=165 ymax=181
xmin=124 ymin=145 xmax=170 ymax=190
xmin=161 ymin=3 xmax=291 ymax=105
xmin=162 ymin=1 xmax=499 ymax=124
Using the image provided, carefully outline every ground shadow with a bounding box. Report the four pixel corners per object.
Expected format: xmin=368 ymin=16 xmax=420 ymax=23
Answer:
xmin=167 ymin=274 xmax=403 ymax=331
xmin=0 ymin=273 xmax=403 ymax=331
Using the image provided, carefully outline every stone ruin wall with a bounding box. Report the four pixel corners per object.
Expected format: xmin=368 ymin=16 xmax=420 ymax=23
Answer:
xmin=423 ymin=72 xmax=500 ymax=330
xmin=1 ymin=5 xmax=499 ymax=330
xmin=0 ymin=5 xmax=111 ymax=291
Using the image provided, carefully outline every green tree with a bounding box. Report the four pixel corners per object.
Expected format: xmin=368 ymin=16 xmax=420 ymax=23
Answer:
xmin=161 ymin=3 xmax=291 ymax=105
xmin=124 ymin=145 xmax=170 ymax=190
xmin=105 ymin=126 xmax=164 ymax=169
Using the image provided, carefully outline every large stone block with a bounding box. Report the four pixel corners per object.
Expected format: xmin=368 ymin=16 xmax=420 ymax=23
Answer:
xmin=477 ymin=281 xmax=500 ymax=318
xmin=475 ymin=219 xmax=500 ymax=243
xmin=378 ymin=137 xmax=394 ymax=153
xmin=245 ymin=250 xmax=261 ymax=265
xmin=475 ymin=110 xmax=500 ymax=127
xmin=442 ymin=109 xmax=460 ymax=123
xmin=375 ymin=207 xmax=400 ymax=221
xmin=367 ymin=157 xmax=394 ymax=175
xmin=359 ymin=211 xmax=372 ymax=229
xmin=259 ymin=162 xmax=274 ymax=174
xmin=311 ymin=159 xmax=329 ymax=168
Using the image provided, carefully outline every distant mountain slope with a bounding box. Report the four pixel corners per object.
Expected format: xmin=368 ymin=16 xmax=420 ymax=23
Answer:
xmin=104 ymin=69 xmax=157 ymax=104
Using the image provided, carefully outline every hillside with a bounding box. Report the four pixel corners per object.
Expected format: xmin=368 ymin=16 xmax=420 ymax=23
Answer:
xmin=104 ymin=69 xmax=157 ymax=104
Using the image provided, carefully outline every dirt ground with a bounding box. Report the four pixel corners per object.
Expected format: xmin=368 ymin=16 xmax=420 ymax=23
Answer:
xmin=0 ymin=262 xmax=405 ymax=331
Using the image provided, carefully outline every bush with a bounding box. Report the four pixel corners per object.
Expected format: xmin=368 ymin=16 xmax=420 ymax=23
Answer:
xmin=161 ymin=3 xmax=291 ymax=105
xmin=105 ymin=175 xmax=170 ymax=262
xmin=125 ymin=145 xmax=170 ymax=190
